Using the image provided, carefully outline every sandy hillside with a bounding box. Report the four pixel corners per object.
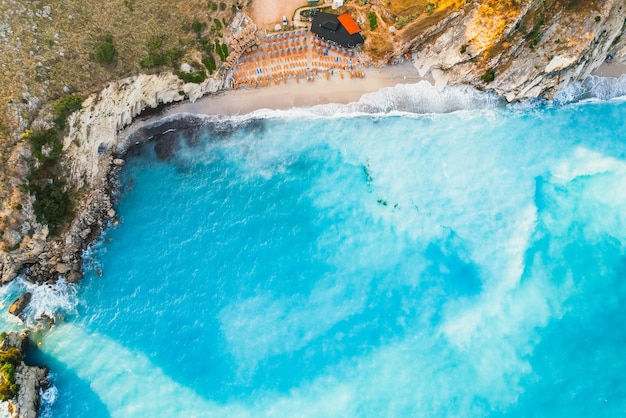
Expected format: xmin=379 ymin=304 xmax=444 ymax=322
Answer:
xmin=247 ymin=0 xmax=310 ymax=29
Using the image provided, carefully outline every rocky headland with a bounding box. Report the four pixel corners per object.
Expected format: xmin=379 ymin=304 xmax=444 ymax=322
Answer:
xmin=0 ymin=1 xmax=625 ymax=295
xmin=0 ymin=331 xmax=49 ymax=418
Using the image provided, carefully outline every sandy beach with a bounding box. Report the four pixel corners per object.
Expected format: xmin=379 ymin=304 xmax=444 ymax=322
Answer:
xmin=165 ymin=60 xmax=626 ymax=119
xmin=167 ymin=60 xmax=426 ymax=117
xmin=592 ymin=61 xmax=626 ymax=78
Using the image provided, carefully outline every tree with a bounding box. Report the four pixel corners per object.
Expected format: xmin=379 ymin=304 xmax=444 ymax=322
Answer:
xmin=95 ymin=33 xmax=116 ymax=66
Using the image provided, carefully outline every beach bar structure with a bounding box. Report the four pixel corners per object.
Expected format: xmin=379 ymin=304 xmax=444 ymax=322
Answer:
xmin=310 ymin=12 xmax=364 ymax=48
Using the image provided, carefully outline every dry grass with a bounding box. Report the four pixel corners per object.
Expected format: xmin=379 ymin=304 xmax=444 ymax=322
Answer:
xmin=0 ymin=0 xmax=237 ymax=245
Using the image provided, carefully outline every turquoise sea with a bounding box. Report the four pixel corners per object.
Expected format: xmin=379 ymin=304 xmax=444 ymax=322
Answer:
xmin=3 ymin=79 xmax=626 ymax=417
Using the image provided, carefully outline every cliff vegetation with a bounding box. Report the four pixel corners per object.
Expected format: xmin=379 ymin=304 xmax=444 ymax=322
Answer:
xmin=0 ymin=0 xmax=239 ymax=255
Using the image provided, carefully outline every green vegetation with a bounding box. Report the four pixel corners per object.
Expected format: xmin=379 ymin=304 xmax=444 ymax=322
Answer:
xmin=426 ymin=2 xmax=438 ymax=14
xmin=213 ymin=18 xmax=223 ymax=32
xmin=94 ymin=33 xmax=116 ymax=66
xmin=25 ymin=128 xmax=62 ymax=162
xmin=24 ymin=129 xmax=73 ymax=236
xmin=214 ymin=39 xmax=228 ymax=61
xmin=219 ymin=2 xmax=226 ymax=11
xmin=202 ymin=54 xmax=217 ymax=74
xmin=595 ymin=15 xmax=601 ymax=22
xmin=0 ymin=346 xmax=22 ymax=401
xmin=368 ymin=12 xmax=378 ymax=31
xmin=176 ymin=69 xmax=207 ymax=83
xmin=394 ymin=12 xmax=420 ymax=30
xmin=192 ymin=19 xmax=206 ymax=38
xmin=525 ymin=15 xmax=545 ymax=49
xmin=53 ymin=94 xmax=83 ymax=131
xmin=140 ymin=47 xmax=184 ymax=69
xmin=481 ymin=68 xmax=496 ymax=83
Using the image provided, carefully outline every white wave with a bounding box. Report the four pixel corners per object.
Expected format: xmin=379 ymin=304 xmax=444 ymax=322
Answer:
xmin=38 ymin=385 xmax=58 ymax=418
xmin=0 ymin=277 xmax=79 ymax=327
xmin=555 ymin=75 xmax=626 ymax=105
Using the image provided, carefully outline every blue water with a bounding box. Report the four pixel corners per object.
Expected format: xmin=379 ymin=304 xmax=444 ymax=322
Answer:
xmin=3 ymin=81 xmax=626 ymax=417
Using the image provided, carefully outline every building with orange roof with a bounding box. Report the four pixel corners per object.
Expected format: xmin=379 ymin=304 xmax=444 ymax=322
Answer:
xmin=310 ymin=11 xmax=364 ymax=48
xmin=337 ymin=13 xmax=361 ymax=35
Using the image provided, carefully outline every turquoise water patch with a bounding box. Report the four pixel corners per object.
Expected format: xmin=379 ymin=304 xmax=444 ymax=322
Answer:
xmin=6 ymin=95 xmax=626 ymax=416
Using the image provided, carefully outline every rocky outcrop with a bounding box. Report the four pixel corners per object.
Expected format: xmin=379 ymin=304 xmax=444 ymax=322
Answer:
xmin=9 ymin=365 xmax=48 ymax=418
xmin=2 ymin=331 xmax=49 ymax=418
xmin=8 ymin=293 xmax=31 ymax=318
xmin=0 ymin=71 xmax=223 ymax=287
xmin=404 ymin=0 xmax=626 ymax=101
xmin=64 ymin=72 xmax=222 ymax=190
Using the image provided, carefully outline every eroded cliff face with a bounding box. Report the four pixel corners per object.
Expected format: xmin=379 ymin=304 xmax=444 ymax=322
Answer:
xmin=1 ymin=1 xmax=626 ymax=288
xmin=355 ymin=0 xmax=626 ymax=101
xmin=0 ymin=73 xmax=222 ymax=287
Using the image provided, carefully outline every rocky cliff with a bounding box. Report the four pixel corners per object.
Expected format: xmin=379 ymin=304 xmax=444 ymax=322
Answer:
xmin=351 ymin=0 xmax=626 ymax=101
xmin=0 ymin=72 xmax=222 ymax=290
xmin=1 ymin=331 xmax=49 ymax=418
xmin=1 ymin=2 xmax=625 ymax=290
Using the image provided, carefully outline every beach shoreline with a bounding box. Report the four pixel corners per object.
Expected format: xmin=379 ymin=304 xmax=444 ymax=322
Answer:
xmin=164 ymin=59 xmax=427 ymax=117
xmin=154 ymin=59 xmax=626 ymax=120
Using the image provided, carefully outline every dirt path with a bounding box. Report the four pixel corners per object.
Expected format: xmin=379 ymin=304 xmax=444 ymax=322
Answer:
xmin=247 ymin=0 xmax=326 ymax=30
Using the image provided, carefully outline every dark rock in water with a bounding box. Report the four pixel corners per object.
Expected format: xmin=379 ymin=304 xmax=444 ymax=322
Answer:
xmin=66 ymin=270 xmax=83 ymax=283
xmin=238 ymin=118 xmax=266 ymax=135
xmin=154 ymin=134 xmax=182 ymax=160
xmin=8 ymin=293 xmax=32 ymax=317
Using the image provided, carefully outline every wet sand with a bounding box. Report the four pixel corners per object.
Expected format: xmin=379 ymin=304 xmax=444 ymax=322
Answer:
xmin=166 ymin=60 xmax=427 ymax=117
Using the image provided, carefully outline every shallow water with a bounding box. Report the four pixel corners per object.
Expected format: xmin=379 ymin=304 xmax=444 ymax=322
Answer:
xmin=3 ymin=81 xmax=626 ymax=417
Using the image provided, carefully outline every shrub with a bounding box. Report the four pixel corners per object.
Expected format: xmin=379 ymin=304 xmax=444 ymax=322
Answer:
xmin=140 ymin=48 xmax=184 ymax=69
xmin=147 ymin=35 xmax=163 ymax=51
xmin=176 ymin=70 xmax=207 ymax=84
xmin=481 ymin=68 xmax=495 ymax=83
xmin=26 ymin=129 xmax=73 ymax=235
xmin=94 ymin=33 xmax=116 ymax=66
xmin=0 ymin=349 xmax=22 ymax=365
xmin=595 ymin=15 xmax=601 ymax=22
xmin=30 ymin=180 xmax=71 ymax=236
xmin=26 ymin=129 xmax=62 ymax=162
xmin=52 ymin=94 xmax=83 ymax=131
xmin=215 ymin=40 xmax=228 ymax=61
xmin=202 ymin=54 xmax=217 ymax=74
xmin=219 ymin=2 xmax=226 ymax=11
xmin=368 ymin=12 xmax=378 ymax=31
xmin=0 ymin=347 xmax=22 ymax=401
xmin=214 ymin=18 xmax=223 ymax=31
xmin=191 ymin=19 xmax=205 ymax=38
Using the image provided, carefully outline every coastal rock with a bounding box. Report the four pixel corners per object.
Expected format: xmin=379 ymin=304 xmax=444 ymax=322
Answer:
xmin=55 ymin=262 xmax=71 ymax=274
xmin=8 ymin=293 xmax=32 ymax=318
xmin=9 ymin=364 xmax=49 ymax=418
xmin=401 ymin=0 xmax=626 ymax=101
xmin=112 ymin=158 xmax=125 ymax=166
xmin=107 ymin=208 xmax=116 ymax=218
xmin=63 ymin=72 xmax=223 ymax=190
xmin=66 ymin=270 xmax=82 ymax=283
xmin=0 ymin=331 xmax=25 ymax=353
xmin=2 ymin=332 xmax=49 ymax=418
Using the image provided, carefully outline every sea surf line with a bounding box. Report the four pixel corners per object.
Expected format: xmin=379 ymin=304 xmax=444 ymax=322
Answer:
xmin=2 ymin=81 xmax=626 ymax=416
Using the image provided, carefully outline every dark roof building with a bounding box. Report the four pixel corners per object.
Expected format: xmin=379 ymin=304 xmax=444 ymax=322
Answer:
xmin=310 ymin=12 xmax=364 ymax=48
